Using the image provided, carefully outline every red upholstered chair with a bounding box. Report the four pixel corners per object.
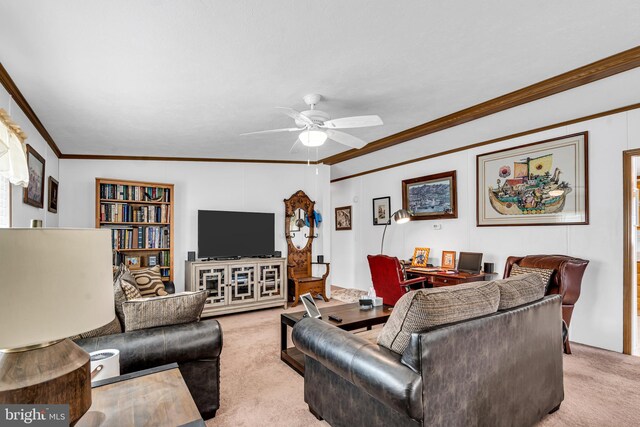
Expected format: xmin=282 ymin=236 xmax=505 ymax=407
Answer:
xmin=367 ymin=255 xmax=427 ymax=306
xmin=504 ymin=254 xmax=589 ymax=354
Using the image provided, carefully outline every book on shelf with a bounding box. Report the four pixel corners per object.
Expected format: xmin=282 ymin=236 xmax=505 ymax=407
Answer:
xmin=100 ymin=203 xmax=170 ymax=223
xmin=100 ymin=184 xmax=171 ymax=203
xmin=109 ymin=226 xmax=170 ymax=250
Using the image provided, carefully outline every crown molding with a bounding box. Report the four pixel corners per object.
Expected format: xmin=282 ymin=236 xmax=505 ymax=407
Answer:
xmin=60 ymin=153 xmax=317 ymax=165
xmin=0 ymin=63 xmax=62 ymax=158
xmin=331 ymin=102 xmax=640 ymax=183
xmin=322 ymin=45 xmax=640 ymax=166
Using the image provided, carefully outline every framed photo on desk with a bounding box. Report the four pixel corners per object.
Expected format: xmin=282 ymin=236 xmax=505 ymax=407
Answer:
xmin=441 ymin=251 xmax=456 ymax=269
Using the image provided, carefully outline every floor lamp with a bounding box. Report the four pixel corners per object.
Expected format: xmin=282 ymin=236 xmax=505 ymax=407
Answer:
xmin=380 ymin=209 xmax=411 ymax=254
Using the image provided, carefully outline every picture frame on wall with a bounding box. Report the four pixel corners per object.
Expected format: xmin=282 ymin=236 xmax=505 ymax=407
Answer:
xmin=476 ymin=132 xmax=589 ymax=226
xmin=441 ymin=250 xmax=456 ymax=269
xmin=335 ymin=206 xmax=352 ymax=230
xmin=402 ymin=171 xmax=457 ymax=220
xmin=372 ymin=196 xmax=391 ymax=226
xmin=48 ymin=177 xmax=59 ymax=214
xmin=411 ymin=247 xmax=430 ymax=267
xmin=23 ymin=144 xmax=45 ymax=208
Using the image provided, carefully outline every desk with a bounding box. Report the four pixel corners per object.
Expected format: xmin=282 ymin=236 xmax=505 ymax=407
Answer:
xmin=77 ymin=363 xmax=204 ymax=427
xmin=406 ymin=268 xmax=497 ymax=287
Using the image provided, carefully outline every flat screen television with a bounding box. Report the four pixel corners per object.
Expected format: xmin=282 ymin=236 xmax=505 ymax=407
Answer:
xmin=198 ymin=210 xmax=275 ymax=258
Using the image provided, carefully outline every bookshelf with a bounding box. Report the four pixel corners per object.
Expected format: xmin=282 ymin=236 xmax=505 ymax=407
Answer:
xmin=95 ymin=178 xmax=174 ymax=282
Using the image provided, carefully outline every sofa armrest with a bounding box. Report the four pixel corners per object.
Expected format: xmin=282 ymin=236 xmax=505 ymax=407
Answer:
xmin=164 ymin=281 xmax=176 ymax=294
xmin=76 ymin=319 xmax=222 ymax=374
xmin=293 ymin=318 xmax=423 ymax=421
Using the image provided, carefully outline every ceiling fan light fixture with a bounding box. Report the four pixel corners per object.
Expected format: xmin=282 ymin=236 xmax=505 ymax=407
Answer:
xmin=299 ymin=129 xmax=327 ymax=147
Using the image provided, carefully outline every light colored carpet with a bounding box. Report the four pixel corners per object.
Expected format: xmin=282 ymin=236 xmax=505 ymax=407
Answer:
xmin=207 ymin=301 xmax=640 ymax=427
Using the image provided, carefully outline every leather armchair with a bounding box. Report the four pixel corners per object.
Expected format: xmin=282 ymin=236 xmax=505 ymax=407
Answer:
xmin=504 ymin=254 xmax=589 ymax=354
xmin=76 ymin=319 xmax=222 ymax=419
xmin=294 ymin=295 xmax=564 ymax=426
xmin=367 ymin=255 xmax=426 ymax=306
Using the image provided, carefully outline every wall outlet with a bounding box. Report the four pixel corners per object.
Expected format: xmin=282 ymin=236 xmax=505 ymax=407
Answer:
xmin=432 ymin=223 xmax=442 ymax=230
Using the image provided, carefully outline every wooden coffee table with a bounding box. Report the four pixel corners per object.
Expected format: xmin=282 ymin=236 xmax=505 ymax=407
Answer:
xmin=281 ymin=303 xmax=392 ymax=375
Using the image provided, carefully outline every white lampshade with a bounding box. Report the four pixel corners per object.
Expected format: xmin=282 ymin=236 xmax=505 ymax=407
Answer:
xmin=299 ymin=129 xmax=328 ymax=147
xmin=0 ymin=229 xmax=115 ymax=349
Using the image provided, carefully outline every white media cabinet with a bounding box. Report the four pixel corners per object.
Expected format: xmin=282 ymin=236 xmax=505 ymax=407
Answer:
xmin=185 ymin=257 xmax=288 ymax=316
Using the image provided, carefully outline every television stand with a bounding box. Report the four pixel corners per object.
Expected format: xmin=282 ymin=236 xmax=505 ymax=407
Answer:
xmin=185 ymin=257 xmax=288 ymax=316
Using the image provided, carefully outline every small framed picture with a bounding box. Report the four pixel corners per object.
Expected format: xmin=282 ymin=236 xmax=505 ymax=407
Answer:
xmin=124 ymin=256 xmax=141 ymax=268
xmin=48 ymin=177 xmax=59 ymax=214
xmin=148 ymin=255 xmax=158 ymax=266
xmin=372 ymin=197 xmax=391 ymax=226
xmin=411 ymin=247 xmax=431 ymax=267
xmin=441 ymin=251 xmax=456 ymax=269
xmin=335 ymin=206 xmax=352 ymax=230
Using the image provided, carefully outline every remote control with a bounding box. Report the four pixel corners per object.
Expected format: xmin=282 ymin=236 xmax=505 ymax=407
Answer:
xmin=328 ymin=315 xmax=343 ymax=323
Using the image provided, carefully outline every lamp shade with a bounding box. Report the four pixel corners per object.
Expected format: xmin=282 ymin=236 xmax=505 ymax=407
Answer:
xmin=0 ymin=229 xmax=114 ymax=349
xmin=393 ymin=209 xmax=411 ymax=224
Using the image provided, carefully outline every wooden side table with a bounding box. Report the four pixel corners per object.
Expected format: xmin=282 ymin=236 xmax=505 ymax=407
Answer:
xmin=76 ymin=363 xmax=204 ymax=427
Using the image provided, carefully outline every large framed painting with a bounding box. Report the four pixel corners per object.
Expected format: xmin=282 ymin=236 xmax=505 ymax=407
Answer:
xmin=23 ymin=144 xmax=45 ymax=208
xmin=476 ymin=132 xmax=588 ymax=226
xmin=402 ymin=171 xmax=457 ymax=220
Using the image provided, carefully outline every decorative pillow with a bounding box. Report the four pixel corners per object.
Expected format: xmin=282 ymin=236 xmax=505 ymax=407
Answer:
xmin=510 ymin=264 xmax=554 ymax=291
xmin=377 ymin=281 xmax=500 ymax=354
xmin=70 ymin=317 xmax=122 ymax=341
xmin=112 ymin=264 xmax=129 ymax=324
xmin=494 ymin=273 xmax=546 ymax=310
xmin=130 ymin=266 xmax=168 ymax=297
xmin=120 ymin=280 xmax=143 ymax=300
xmin=122 ymin=291 xmax=208 ymax=332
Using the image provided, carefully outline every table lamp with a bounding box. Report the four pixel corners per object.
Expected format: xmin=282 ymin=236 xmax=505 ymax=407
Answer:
xmin=0 ymin=229 xmax=114 ymax=425
xmin=380 ymin=209 xmax=411 ymax=254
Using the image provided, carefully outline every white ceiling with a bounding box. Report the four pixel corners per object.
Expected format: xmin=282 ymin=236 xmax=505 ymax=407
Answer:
xmin=1 ymin=1 xmax=639 ymax=162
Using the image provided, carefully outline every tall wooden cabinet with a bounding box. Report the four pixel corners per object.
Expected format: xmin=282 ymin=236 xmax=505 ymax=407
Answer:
xmin=95 ymin=178 xmax=174 ymax=282
xmin=185 ymin=258 xmax=287 ymax=316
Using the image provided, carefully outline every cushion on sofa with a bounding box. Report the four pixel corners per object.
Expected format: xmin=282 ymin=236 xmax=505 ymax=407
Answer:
xmin=70 ymin=316 xmax=122 ymax=341
xmin=494 ymin=273 xmax=546 ymax=310
xmin=130 ymin=266 xmax=168 ymax=297
xmin=509 ymin=264 xmax=554 ymax=291
xmin=120 ymin=280 xmax=143 ymax=300
xmin=377 ymin=281 xmax=500 ymax=354
xmin=122 ymin=290 xmax=208 ymax=332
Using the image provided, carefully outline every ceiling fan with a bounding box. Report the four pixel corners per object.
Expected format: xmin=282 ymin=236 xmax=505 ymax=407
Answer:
xmin=240 ymin=94 xmax=383 ymax=152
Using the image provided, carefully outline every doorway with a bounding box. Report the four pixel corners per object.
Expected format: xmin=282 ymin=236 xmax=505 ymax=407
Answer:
xmin=622 ymin=149 xmax=640 ymax=355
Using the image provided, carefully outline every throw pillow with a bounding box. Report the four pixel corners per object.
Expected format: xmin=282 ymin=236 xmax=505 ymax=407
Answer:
xmin=112 ymin=264 xmax=128 ymax=324
xmin=510 ymin=264 xmax=554 ymax=291
xmin=70 ymin=316 xmax=122 ymax=341
xmin=130 ymin=266 xmax=168 ymax=297
xmin=122 ymin=290 xmax=208 ymax=332
xmin=494 ymin=273 xmax=546 ymax=310
xmin=120 ymin=280 xmax=143 ymax=300
xmin=377 ymin=281 xmax=500 ymax=354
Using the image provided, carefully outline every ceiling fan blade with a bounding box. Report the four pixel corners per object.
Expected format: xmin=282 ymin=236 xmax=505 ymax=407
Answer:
xmin=321 ymin=115 xmax=383 ymax=129
xmin=289 ymin=139 xmax=302 ymax=154
xmin=276 ymin=107 xmax=314 ymax=126
xmin=326 ymin=129 xmax=367 ymax=149
xmin=240 ymin=127 xmax=301 ymax=136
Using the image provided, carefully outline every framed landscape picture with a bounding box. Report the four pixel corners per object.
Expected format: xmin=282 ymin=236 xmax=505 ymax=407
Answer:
xmin=476 ymin=132 xmax=588 ymax=226
xmin=402 ymin=171 xmax=457 ymax=220
xmin=335 ymin=206 xmax=352 ymax=230
xmin=372 ymin=196 xmax=391 ymax=226
xmin=23 ymin=144 xmax=45 ymax=208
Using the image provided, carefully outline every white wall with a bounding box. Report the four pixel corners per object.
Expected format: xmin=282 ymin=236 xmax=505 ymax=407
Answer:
xmin=0 ymin=86 xmax=59 ymax=227
xmin=332 ymin=108 xmax=640 ymax=353
xmin=59 ymin=159 xmax=331 ymax=292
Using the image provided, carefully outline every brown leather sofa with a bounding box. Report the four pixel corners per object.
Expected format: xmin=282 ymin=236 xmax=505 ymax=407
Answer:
xmin=504 ymin=254 xmax=589 ymax=354
xmin=293 ymin=295 xmax=564 ymax=426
